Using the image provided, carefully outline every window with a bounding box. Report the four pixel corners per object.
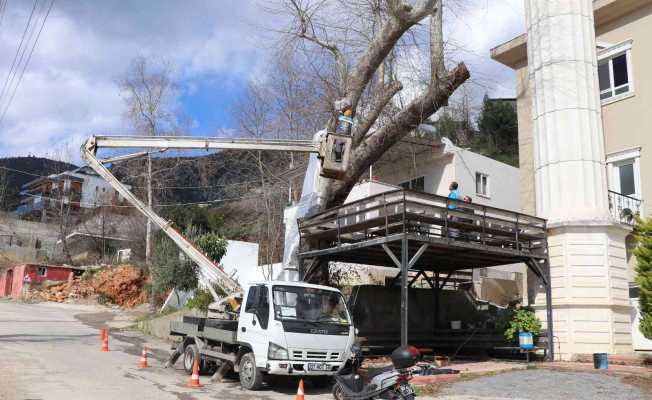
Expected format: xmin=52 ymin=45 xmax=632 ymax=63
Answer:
xmin=598 ymin=40 xmax=633 ymax=102
xmin=244 ymin=285 xmax=269 ymax=329
xmin=37 ymin=267 xmax=47 ymax=277
xmin=399 ymin=176 xmax=425 ymax=192
xmin=607 ymin=147 xmax=641 ymax=198
xmin=245 ymin=286 xmax=260 ymax=312
xmin=475 ymin=172 xmax=489 ymax=196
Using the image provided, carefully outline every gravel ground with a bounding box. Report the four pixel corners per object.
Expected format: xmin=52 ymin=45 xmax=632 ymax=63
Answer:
xmin=437 ymin=369 xmax=650 ymax=400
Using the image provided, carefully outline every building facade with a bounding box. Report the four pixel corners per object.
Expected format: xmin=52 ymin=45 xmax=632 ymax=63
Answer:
xmin=18 ymin=166 xmax=127 ymax=221
xmin=0 ymin=264 xmax=78 ymax=298
xmin=361 ymin=136 xmax=520 ymax=211
xmin=491 ymin=0 xmax=652 ymax=355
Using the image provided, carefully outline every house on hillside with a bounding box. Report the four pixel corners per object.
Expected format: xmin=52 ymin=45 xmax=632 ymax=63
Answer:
xmin=0 ymin=263 xmax=83 ymax=298
xmin=491 ymin=0 xmax=652 ymax=354
xmin=17 ymin=166 xmax=128 ymax=222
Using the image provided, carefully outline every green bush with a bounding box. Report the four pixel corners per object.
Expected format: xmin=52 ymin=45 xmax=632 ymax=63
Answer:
xmin=194 ymin=233 xmax=228 ymax=264
xmin=634 ymin=216 xmax=652 ymax=339
xmin=185 ymin=288 xmax=214 ymax=312
xmin=504 ymin=308 xmax=541 ymax=341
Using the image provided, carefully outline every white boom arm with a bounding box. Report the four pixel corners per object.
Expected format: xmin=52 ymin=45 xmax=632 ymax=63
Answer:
xmin=81 ymin=135 xmax=319 ymax=300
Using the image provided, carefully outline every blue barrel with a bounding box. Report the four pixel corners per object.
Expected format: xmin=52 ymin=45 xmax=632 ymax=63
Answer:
xmin=593 ymin=353 xmax=608 ymax=369
xmin=519 ymin=332 xmax=534 ymax=350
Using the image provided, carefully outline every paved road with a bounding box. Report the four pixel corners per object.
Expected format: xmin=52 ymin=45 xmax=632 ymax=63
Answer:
xmin=439 ymin=369 xmax=650 ymax=400
xmin=0 ymin=301 xmax=332 ymax=400
xmin=1 ymin=301 xmax=648 ymax=400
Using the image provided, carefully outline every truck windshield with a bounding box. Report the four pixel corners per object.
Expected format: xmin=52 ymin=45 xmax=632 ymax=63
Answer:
xmin=272 ymin=285 xmax=350 ymax=325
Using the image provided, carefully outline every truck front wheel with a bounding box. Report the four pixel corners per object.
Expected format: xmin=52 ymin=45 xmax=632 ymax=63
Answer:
xmin=239 ymin=352 xmax=264 ymax=390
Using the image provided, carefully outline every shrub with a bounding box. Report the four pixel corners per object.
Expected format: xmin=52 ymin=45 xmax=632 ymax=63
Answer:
xmin=504 ymin=308 xmax=541 ymax=341
xmin=634 ymin=216 xmax=652 ymax=339
xmin=185 ymin=288 xmax=214 ymax=312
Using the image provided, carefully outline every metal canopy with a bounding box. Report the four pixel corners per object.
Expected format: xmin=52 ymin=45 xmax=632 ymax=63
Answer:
xmin=298 ymin=189 xmax=554 ymax=360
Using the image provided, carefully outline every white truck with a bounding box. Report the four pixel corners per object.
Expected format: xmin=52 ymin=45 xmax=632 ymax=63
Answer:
xmin=80 ymin=133 xmax=355 ymax=389
xmin=168 ymin=281 xmax=354 ymax=389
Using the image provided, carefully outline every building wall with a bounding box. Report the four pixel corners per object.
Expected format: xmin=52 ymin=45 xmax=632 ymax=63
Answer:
xmin=453 ymin=149 xmax=521 ymax=211
xmin=0 ymin=264 xmax=74 ymax=298
xmin=514 ymin=61 xmax=536 ymax=215
xmin=596 ymin=3 xmax=652 ymax=217
xmin=510 ymin=4 xmax=652 ymax=218
xmin=373 ymin=153 xmax=455 ymax=196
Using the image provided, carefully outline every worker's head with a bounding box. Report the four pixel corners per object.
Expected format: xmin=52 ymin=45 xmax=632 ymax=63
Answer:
xmin=449 ymin=181 xmax=458 ymax=191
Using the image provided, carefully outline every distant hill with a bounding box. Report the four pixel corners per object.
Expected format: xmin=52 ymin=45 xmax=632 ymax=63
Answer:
xmin=0 ymin=157 xmax=78 ymax=210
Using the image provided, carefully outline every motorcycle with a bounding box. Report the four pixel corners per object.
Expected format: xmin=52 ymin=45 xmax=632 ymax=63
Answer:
xmin=332 ymin=344 xmax=419 ymax=400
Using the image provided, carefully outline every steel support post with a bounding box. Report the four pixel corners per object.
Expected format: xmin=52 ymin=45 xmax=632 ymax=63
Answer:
xmin=401 ymin=235 xmax=409 ymax=347
xmin=544 ymin=259 xmax=555 ymax=361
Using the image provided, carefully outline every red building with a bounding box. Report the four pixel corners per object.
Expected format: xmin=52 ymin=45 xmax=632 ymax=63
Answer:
xmin=0 ymin=264 xmax=77 ymax=298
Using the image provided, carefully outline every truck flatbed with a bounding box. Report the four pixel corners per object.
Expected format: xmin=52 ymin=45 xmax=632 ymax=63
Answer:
xmin=170 ymin=316 xmax=238 ymax=344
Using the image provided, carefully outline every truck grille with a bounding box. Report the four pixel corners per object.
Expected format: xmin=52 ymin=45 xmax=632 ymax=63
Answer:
xmin=291 ymin=349 xmax=341 ymax=361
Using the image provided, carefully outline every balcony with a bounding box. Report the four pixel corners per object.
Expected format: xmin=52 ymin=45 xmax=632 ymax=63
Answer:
xmin=608 ymin=190 xmax=642 ymax=225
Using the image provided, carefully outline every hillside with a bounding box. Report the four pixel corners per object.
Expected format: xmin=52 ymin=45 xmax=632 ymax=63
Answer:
xmin=0 ymin=157 xmax=78 ymax=210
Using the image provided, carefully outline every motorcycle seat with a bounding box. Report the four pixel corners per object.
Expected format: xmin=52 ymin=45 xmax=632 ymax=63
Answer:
xmin=366 ymin=365 xmax=394 ymax=380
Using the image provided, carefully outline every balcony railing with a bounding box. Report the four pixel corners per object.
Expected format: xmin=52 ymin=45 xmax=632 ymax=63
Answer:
xmin=608 ymin=190 xmax=642 ymax=225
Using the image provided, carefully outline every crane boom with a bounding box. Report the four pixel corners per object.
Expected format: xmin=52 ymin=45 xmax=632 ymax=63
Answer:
xmin=81 ymin=135 xmax=320 ymax=301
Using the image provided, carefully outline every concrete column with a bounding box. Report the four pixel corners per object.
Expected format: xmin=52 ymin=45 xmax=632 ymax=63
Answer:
xmin=525 ymin=0 xmax=632 ymax=359
xmin=526 ymin=0 xmax=609 ymax=224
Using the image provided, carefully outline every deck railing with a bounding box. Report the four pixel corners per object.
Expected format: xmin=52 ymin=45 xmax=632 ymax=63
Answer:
xmin=299 ymin=189 xmax=548 ymax=256
xmin=608 ymin=190 xmax=642 ymax=225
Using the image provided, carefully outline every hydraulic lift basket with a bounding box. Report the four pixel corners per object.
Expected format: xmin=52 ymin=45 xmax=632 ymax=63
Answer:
xmin=320 ymin=133 xmax=351 ymax=180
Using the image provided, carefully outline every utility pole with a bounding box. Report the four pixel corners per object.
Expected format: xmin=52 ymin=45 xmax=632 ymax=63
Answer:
xmin=145 ymin=154 xmax=152 ymax=265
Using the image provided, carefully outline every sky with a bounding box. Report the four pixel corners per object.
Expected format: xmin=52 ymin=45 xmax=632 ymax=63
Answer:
xmin=0 ymin=0 xmax=526 ymax=161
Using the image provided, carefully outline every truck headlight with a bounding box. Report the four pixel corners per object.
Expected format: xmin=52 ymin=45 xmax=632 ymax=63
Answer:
xmin=268 ymin=342 xmax=288 ymax=360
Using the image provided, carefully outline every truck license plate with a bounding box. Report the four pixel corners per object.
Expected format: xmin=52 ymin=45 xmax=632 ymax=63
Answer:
xmin=307 ymin=362 xmax=330 ymax=371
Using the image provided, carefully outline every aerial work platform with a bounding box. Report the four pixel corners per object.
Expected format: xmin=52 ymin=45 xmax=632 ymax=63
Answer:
xmin=298 ymin=189 xmax=553 ymax=359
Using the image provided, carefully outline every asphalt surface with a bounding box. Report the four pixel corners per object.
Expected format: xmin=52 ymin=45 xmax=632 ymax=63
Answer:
xmin=0 ymin=301 xmax=332 ymax=400
xmin=1 ymin=301 xmax=649 ymax=400
xmin=439 ymin=369 xmax=650 ymax=400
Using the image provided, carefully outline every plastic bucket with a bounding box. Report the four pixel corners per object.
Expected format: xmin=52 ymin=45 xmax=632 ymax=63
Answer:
xmin=593 ymin=353 xmax=608 ymax=369
xmin=519 ymin=332 xmax=534 ymax=350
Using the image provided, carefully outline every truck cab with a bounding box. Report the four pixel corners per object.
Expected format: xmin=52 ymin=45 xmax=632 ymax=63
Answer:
xmin=237 ymin=281 xmax=354 ymax=386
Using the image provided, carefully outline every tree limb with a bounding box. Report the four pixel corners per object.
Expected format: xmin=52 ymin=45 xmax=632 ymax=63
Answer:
xmin=343 ymin=0 xmax=438 ymax=112
xmin=352 ymin=79 xmax=403 ymax=146
xmin=324 ymin=62 xmax=469 ymax=207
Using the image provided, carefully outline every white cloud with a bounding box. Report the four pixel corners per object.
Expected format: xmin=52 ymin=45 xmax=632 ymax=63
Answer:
xmin=0 ymin=0 xmax=270 ymax=160
xmin=0 ymin=0 xmax=526 ymax=160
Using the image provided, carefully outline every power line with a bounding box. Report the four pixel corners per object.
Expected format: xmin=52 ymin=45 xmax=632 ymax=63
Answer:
xmin=0 ymin=0 xmax=8 ymax=31
xmin=0 ymin=0 xmax=54 ymax=127
xmin=20 ymin=191 xmax=265 ymax=209
xmin=0 ymin=0 xmax=38 ymax=107
xmin=0 ymin=164 xmax=46 ymax=177
xmin=0 ymin=165 xmax=272 ymax=190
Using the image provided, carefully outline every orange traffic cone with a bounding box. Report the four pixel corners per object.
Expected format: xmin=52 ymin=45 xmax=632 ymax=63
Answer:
xmin=188 ymin=359 xmax=202 ymax=387
xmin=295 ymin=378 xmax=305 ymax=400
xmin=138 ymin=344 xmax=148 ymax=368
xmin=101 ymin=328 xmax=109 ymax=352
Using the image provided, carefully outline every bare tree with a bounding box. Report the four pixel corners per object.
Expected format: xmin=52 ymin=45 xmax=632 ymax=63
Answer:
xmin=0 ymin=167 xmax=7 ymax=211
xmin=280 ymin=0 xmax=468 ymax=210
xmin=120 ymin=56 xmax=178 ymax=265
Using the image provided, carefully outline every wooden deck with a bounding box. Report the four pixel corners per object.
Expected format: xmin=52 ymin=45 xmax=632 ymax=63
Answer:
xmin=298 ymin=189 xmax=548 ymax=271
